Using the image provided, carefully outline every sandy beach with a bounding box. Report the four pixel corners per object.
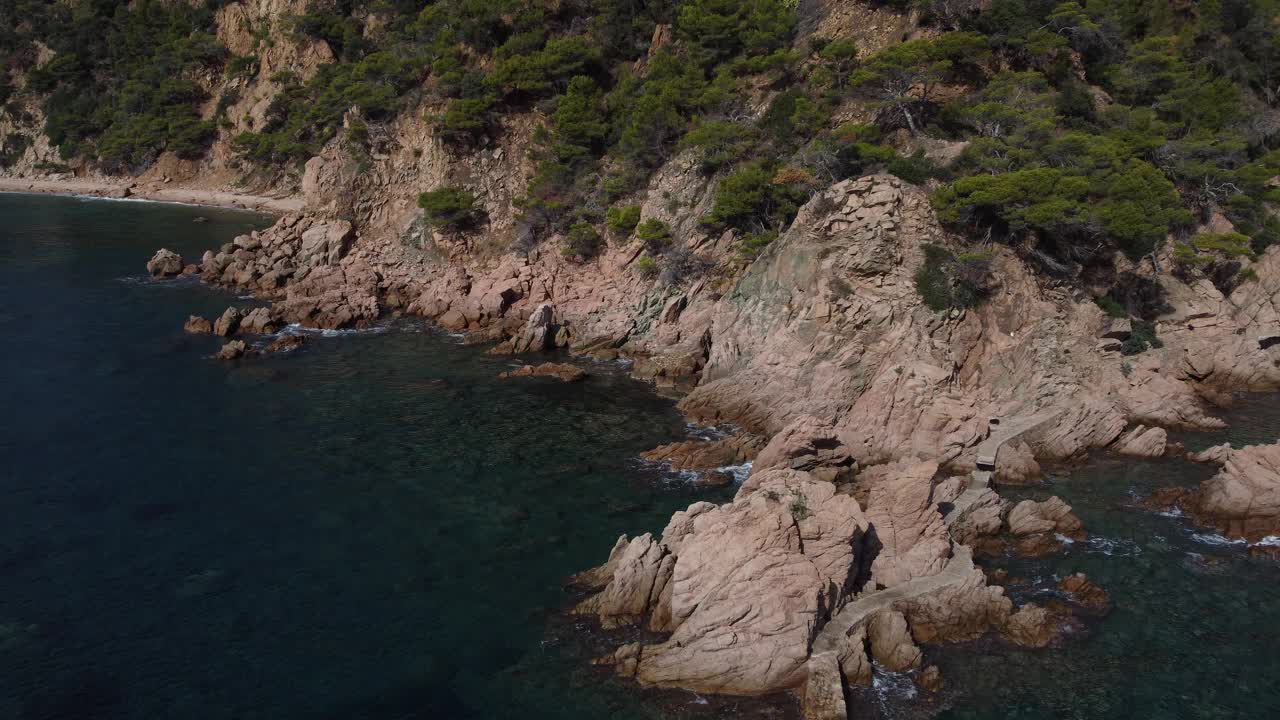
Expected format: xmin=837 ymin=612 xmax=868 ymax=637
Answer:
xmin=0 ymin=176 xmax=304 ymax=214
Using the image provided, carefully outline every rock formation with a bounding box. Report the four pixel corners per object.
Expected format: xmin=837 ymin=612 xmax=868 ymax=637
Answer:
xmin=1189 ymin=442 xmax=1280 ymax=541
xmin=183 ymin=315 xmax=212 ymax=334
xmin=582 ymin=468 xmax=869 ymax=695
xmin=498 ymin=362 xmax=586 ymax=382
xmin=146 ymin=249 xmax=184 ymax=277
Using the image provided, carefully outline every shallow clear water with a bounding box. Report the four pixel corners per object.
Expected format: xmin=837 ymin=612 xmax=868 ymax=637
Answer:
xmin=0 ymin=195 xmax=744 ymax=720
xmin=861 ymin=394 xmax=1280 ymax=720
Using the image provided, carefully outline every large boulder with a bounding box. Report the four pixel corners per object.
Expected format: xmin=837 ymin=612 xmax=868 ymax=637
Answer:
xmin=183 ymin=315 xmax=212 ymax=334
xmin=212 ymin=307 xmax=243 ymax=337
xmin=1111 ymin=425 xmax=1168 ymax=457
xmin=297 ymin=220 xmax=354 ymax=267
xmin=586 ymin=468 xmax=869 ymax=695
xmin=1192 ymin=442 xmax=1280 ymax=541
xmin=146 ymin=248 xmax=184 ymax=277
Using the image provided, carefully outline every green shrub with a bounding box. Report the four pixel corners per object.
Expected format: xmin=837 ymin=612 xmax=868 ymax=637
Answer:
xmin=736 ymin=230 xmax=778 ymax=259
xmin=635 ymin=218 xmax=672 ymax=251
xmin=605 ymin=205 xmax=642 ymax=235
xmin=418 ymin=187 xmax=478 ymax=231
xmin=788 ymin=491 xmax=810 ymax=520
xmin=1094 ymin=295 xmax=1128 ymax=319
xmin=1121 ymin=320 xmax=1163 ymax=356
xmin=914 ymin=244 xmax=991 ymax=311
xmin=563 ymin=221 xmax=604 ymax=258
xmin=702 ymin=160 xmax=810 ymax=232
xmin=635 ymin=254 xmax=659 ymax=277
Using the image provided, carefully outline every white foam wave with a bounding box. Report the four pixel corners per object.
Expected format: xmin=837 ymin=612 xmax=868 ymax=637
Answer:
xmin=869 ymin=664 xmax=918 ymax=704
xmin=1254 ymin=535 xmax=1280 ymax=547
xmin=715 ymin=461 xmax=753 ymax=484
xmin=1085 ymin=536 xmax=1142 ymax=557
xmin=1055 ymin=533 xmax=1076 ymax=545
xmin=281 ymin=322 xmax=389 ymax=337
xmin=1189 ymin=532 xmax=1246 ymax=547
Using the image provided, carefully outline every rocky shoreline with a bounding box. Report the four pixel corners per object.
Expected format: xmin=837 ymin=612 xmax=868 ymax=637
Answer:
xmin=125 ymin=168 xmax=1280 ymax=715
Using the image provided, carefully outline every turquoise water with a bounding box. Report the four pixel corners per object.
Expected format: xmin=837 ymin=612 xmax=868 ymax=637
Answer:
xmin=0 ymin=195 xmax=747 ymax=719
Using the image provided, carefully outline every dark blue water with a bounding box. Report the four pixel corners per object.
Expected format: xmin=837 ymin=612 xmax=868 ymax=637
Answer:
xmin=0 ymin=195 xmax=742 ymax=720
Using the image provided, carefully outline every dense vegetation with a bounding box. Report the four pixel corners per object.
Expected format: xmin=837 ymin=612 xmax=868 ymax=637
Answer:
xmin=0 ymin=0 xmax=228 ymax=171
xmin=2 ymin=0 xmax=1280 ymax=316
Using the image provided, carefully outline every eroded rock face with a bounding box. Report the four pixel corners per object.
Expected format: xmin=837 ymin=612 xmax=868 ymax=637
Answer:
xmin=146 ymin=248 xmax=184 ymax=277
xmin=867 ymin=609 xmax=922 ymax=672
xmin=864 ymin=460 xmax=951 ymax=588
xmin=1111 ymin=425 xmax=1168 ymax=457
xmin=584 ymin=468 xmax=869 ymax=695
xmin=1191 ymin=442 xmax=1280 ymax=541
xmin=751 ymin=415 xmax=858 ymax=482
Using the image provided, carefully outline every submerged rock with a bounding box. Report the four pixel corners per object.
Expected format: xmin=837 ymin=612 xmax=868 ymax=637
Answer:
xmin=263 ymin=334 xmax=306 ymax=354
xmin=499 ymin=363 xmax=586 ymax=382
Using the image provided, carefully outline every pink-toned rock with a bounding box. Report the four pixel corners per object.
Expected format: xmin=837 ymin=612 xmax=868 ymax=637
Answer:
xmin=1002 ymin=603 xmax=1055 ymax=647
xmin=916 ymin=665 xmax=944 ymax=693
xmin=994 ymin=440 xmax=1040 ymax=484
xmin=897 ymin=562 xmax=1012 ymax=643
xmin=146 ymin=248 xmax=184 ymax=277
xmin=183 ymin=315 xmax=212 ymax=334
xmin=750 ymin=415 xmax=858 ymax=482
xmin=239 ymin=306 xmax=280 ymax=334
xmin=499 ymin=363 xmax=587 ymax=382
xmin=1111 ymin=425 xmax=1168 ymax=457
xmin=438 ymin=308 xmax=467 ymax=331
xmin=573 ymin=534 xmax=668 ymax=629
xmin=867 ymin=609 xmax=922 ymax=672
xmin=837 ymin=624 xmax=872 ymax=687
xmin=1192 ymin=442 xmax=1280 ymax=541
xmin=640 ymin=435 xmax=763 ymax=471
xmin=583 ymin=468 xmax=869 ymax=695
xmin=215 ymin=340 xmax=250 ymax=361
xmin=277 ymin=262 xmax=381 ymax=329
xmin=212 ymin=307 xmax=242 ymax=337
xmin=297 ymin=220 xmax=353 ymax=266
xmin=1057 ymin=573 xmax=1110 ymax=613
xmin=864 ymin=460 xmax=952 ymax=588
xmin=1007 ymin=496 xmax=1084 ymax=538
xmin=263 ymin=334 xmax=306 ymax=353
